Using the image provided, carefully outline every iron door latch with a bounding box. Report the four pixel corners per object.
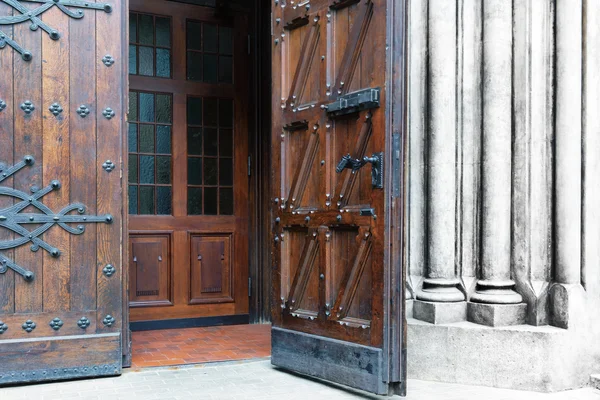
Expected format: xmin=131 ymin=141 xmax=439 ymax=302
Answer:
xmin=326 ymin=87 xmax=380 ymax=117
xmin=336 ymin=152 xmax=384 ymax=189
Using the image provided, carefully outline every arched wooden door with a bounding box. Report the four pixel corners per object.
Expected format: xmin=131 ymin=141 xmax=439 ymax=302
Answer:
xmin=0 ymin=0 xmax=126 ymax=384
xmin=270 ymin=0 xmax=406 ymax=395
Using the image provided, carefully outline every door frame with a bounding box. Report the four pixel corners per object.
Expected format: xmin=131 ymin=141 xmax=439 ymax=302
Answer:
xmin=121 ymin=3 xmax=408 ymax=392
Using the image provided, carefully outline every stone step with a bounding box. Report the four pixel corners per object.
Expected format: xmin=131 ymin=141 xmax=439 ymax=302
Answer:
xmin=591 ymin=374 xmax=600 ymax=390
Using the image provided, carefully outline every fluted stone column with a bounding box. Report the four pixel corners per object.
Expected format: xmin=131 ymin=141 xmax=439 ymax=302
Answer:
xmin=468 ymin=0 xmax=526 ymax=326
xmin=414 ymin=0 xmax=466 ymax=324
xmin=550 ymin=0 xmax=585 ymax=329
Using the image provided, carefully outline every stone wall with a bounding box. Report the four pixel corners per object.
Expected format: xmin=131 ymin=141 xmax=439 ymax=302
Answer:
xmin=406 ymin=0 xmax=600 ymax=391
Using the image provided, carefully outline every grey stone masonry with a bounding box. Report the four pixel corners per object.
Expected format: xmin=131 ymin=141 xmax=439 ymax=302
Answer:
xmin=406 ymin=0 xmax=600 ymax=392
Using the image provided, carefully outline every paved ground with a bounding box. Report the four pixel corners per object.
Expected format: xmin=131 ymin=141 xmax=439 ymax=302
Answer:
xmin=131 ymin=325 xmax=271 ymax=368
xmin=1 ymin=359 xmax=599 ymax=400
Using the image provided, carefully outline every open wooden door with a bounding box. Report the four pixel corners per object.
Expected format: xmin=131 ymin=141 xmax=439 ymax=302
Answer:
xmin=0 ymin=0 xmax=126 ymax=385
xmin=271 ymin=0 xmax=406 ymax=395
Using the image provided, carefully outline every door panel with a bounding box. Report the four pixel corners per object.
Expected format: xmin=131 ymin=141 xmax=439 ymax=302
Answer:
xmin=129 ymin=234 xmax=172 ymax=307
xmin=0 ymin=0 xmax=125 ymax=385
xmin=128 ymin=0 xmax=249 ymax=324
xmin=271 ymin=0 xmax=403 ymax=394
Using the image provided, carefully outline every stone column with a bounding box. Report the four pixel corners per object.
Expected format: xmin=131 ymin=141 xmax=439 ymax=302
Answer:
xmin=415 ymin=0 xmax=466 ymax=324
xmin=468 ymin=0 xmax=526 ymax=326
xmin=549 ymin=0 xmax=585 ymax=329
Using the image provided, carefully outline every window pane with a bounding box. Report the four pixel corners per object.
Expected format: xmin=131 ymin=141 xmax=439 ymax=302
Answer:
xmin=203 ymin=54 xmax=218 ymax=83
xmin=204 ymin=187 xmax=217 ymax=215
xmin=187 ymin=97 xmax=203 ymax=125
xmin=140 ymin=155 xmax=155 ymax=184
xmin=129 ymin=14 xmax=138 ymax=43
xmin=156 ymin=48 xmax=171 ymax=78
xmin=140 ymin=124 xmax=155 ymax=153
xmin=187 ymin=21 xmax=202 ymax=51
xmin=219 ymin=99 xmax=233 ymax=128
xmin=187 ymin=51 xmax=203 ymax=81
xmin=156 ymin=125 xmax=172 ymax=154
xmin=139 ymin=14 xmax=154 ymax=46
xmin=204 ymin=24 xmax=218 ymax=53
xmin=156 ymin=94 xmax=172 ymax=124
xmin=219 ymin=188 xmax=233 ymax=215
xmin=188 ymin=127 xmax=203 ymax=156
xmin=219 ymin=55 xmax=233 ymax=83
xmin=204 ymin=98 xmax=218 ymax=127
xmin=219 ymin=128 xmax=232 ymax=157
xmin=204 ymin=158 xmax=218 ymax=186
xmin=157 ymin=156 xmax=171 ymax=184
xmin=139 ymin=46 xmax=154 ymax=76
xmin=128 ymin=123 xmax=138 ymax=153
xmin=139 ymin=186 xmax=155 ymax=214
xmin=188 ymin=187 xmax=203 ymax=215
xmin=128 ymin=91 xmax=138 ymax=121
xmin=219 ymin=158 xmax=233 ymax=186
xmin=156 ymin=17 xmax=171 ymax=48
xmin=188 ymin=157 xmax=203 ymax=185
xmin=129 ymin=45 xmax=137 ymax=75
xmin=219 ymin=26 xmax=233 ymax=55
xmin=128 ymin=155 xmax=138 ymax=183
xmin=204 ymin=128 xmax=218 ymax=156
xmin=128 ymin=185 xmax=138 ymax=215
xmin=157 ymin=186 xmax=172 ymax=215
xmin=139 ymin=93 xmax=155 ymax=122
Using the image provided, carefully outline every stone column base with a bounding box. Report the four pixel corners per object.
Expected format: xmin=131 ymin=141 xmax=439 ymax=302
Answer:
xmin=413 ymin=300 xmax=466 ymax=324
xmin=467 ymin=302 xmax=527 ymax=326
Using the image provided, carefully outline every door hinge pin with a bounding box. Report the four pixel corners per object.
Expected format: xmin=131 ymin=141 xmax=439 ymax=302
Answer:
xmin=248 ymin=277 xmax=252 ymax=296
xmin=248 ymin=34 xmax=251 ymax=55
xmin=248 ymin=156 xmax=252 ymax=176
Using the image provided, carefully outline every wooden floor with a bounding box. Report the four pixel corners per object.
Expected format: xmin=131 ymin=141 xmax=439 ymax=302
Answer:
xmin=130 ymin=324 xmax=271 ymax=368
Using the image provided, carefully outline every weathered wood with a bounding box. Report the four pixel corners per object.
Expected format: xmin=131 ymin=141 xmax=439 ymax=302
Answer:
xmin=271 ymin=327 xmax=386 ymax=395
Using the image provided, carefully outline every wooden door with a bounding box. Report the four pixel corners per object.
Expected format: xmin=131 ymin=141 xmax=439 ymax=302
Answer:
xmin=271 ymin=0 xmax=406 ymax=395
xmin=128 ymin=0 xmax=249 ymax=325
xmin=0 ymin=0 xmax=126 ymax=385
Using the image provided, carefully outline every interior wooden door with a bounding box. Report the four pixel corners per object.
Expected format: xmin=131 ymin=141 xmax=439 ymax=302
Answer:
xmin=271 ymin=0 xmax=405 ymax=395
xmin=0 ymin=0 xmax=126 ymax=385
xmin=128 ymin=0 xmax=249 ymax=326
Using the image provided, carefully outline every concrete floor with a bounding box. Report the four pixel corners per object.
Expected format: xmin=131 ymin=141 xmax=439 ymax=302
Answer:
xmin=1 ymin=359 xmax=599 ymax=400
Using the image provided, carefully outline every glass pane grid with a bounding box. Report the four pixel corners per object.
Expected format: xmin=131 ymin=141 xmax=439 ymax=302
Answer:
xmin=187 ymin=97 xmax=234 ymax=215
xmin=186 ymin=20 xmax=234 ymax=83
xmin=129 ymin=12 xmax=173 ymax=78
xmin=129 ymin=90 xmax=173 ymax=216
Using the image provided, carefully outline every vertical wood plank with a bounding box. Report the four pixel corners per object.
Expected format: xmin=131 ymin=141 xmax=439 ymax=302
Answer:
xmin=42 ymin=6 xmax=71 ymax=313
xmin=0 ymin=2 xmax=15 ymax=312
xmin=13 ymin=7 xmax=43 ymax=314
xmin=96 ymin=0 xmax=124 ymax=337
xmin=70 ymin=0 xmax=98 ymax=312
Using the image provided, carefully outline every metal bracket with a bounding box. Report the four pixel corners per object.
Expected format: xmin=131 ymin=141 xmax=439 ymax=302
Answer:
xmin=335 ymin=151 xmax=384 ymax=189
xmin=0 ymin=0 xmax=113 ymax=61
xmin=0 ymin=155 xmax=113 ymax=281
xmin=326 ymin=87 xmax=380 ymax=118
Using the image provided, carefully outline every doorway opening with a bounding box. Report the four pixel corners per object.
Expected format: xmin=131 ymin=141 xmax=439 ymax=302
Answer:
xmin=125 ymin=0 xmax=272 ymax=368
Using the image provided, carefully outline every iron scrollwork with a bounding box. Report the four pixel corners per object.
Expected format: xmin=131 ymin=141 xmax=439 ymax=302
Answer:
xmin=0 ymin=155 xmax=113 ymax=281
xmin=0 ymin=0 xmax=113 ymax=61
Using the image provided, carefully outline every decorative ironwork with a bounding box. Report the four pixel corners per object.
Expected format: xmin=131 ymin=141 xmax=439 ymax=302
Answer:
xmin=102 ymin=107 xmax=115 ymax=120
xmin=102 ymin=315 xmax=115 ymax=327
xmin=49 ymin=102 xmax=63 ymax=117
xmin=102 ymin=160 xmax=115 ymax=173
xmin=49 ymin=317 xmax=63 ymax=331
xmin=0 ymin=0 xmax=113 ymax=61
xmin=20 ymin=100 xmax=34 ymax=114
xmin=0 ymin=321 xmax=7 ymax=334
xmin=22 ymin=319 xmax=36 ymax=332
xmin=77 ymin=316 xmax=90 ymax=329
xmin=76 ymin=104 xmax=90 ymax=118
xmin=102 ymin=54 xmax=114 ymax=67
xmin=0 ymin=155 xmax=113 ymax=281
xmin=0 ymin=99 xmax=6 ymax=112
xmin=102 ymin=264 xmax=115 ymax=277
